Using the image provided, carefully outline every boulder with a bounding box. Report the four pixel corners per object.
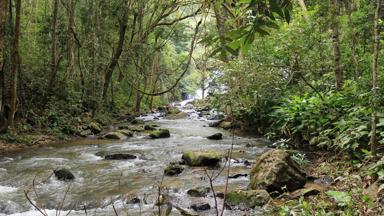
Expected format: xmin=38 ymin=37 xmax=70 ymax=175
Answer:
xmin=164 ymin=164 xmax=184 ymax=176
xmin=149 ymin=129 xmax=170 ymax=138
xmin=187 ymin=187 xmax=210 ymax=197
xmin=229 ymin=174 xmax=248 ymax=179
xmin=54 ymin=169 xmax=75 ymax=181
xmin=104 ymin=153 xmax=137 ymax=160
xmin=117 ymin=129 xmax=133 ymax=137
xmin=88 ymin=122 xmax=102 ymax=134
xmin=226 ymin=190 xmax=271 ymax=208
xmin=144 ymin=125 xmax=156 ymax=130
xmin=207 ymin=133 xmax=223 ymax=140
xmin=182 ymin=151 xmax=222 ymax=166
xmin=79 ymin=129 xmax=92 ymax=137
xmin=248 ymin=149 xmax=306 ymax=193
xmin=288 ymin=187 xmax=321 ymax=199
xmin=190 ymin=203 xmax=210 ymax=211
xmin=208 ymin=120 xmax=222 ymax=127
xmin=208 ymin=114 xmax=225 ymax=120
xmin=103 ymin=132 xmax=126 ymax=140
xmin=219 ymin=121 xmax=232 ymax=129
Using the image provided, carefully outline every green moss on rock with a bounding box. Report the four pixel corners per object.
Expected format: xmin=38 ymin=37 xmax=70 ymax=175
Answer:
xmin=182 ymin=151 xmax=222 ymax=166
xmin=226 ymin=190 xmax=271 ymax=208
xmin=149 ymin=129 xmax=170 ymax=138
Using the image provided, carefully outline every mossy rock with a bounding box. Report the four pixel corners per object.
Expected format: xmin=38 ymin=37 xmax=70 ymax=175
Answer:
xmin=182 ymin=151 xmax=222 ymax=166
xmin=219 ymin=121 xmax=232 ymax=129
xmin=88 ymin=122 xmax=102 ymax=134
xmin=226 ymin=190 xmax=271 ymax=208
xmin=117 ymin=129 xmax=133 ymax=137
xmin=103 ymin=132 xmax=126 ymax=140
xmin=164 ymin=164 xmax=184 ymax=176
xmin=248 ymin=149 xmax=306 ymax=193
xmin=80 ymin=129 xmax=92 ymax=137
xmin=149 ymin=129 xmax=170 ymax=138
xmin=144 ymin=125 xmax=156 ymax=130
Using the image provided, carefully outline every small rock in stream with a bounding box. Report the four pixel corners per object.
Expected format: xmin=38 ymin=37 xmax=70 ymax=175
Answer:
xmin=164 ymin=164 xmax=184 ymax=176
xmin=54 ymin=169 xmax=75 ymax=181
xmin=149 ymin=129 xmax=170 ymax=138
xmin=190 ymin=203 xmax=211 ymax=211
xmin=127 ymin=197 xmax=141 ymax=204
xmin=207 ymin=133 xmax=223 ymax=140
xmin=187 ymin=187 xmax=210 ymax=197
xmin=229 ymin=174 xmax=248 ymax=179
xmin=104 ymin=153 xmax=137 ymax=160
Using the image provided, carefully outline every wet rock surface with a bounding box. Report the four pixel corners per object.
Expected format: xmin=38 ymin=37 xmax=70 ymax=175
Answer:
xmin=187 ymin=187 xmax=210 ymax=197
xmin=54 ymin=169 xmax=75 ymax=181
xmin=248 ymin=149 xmax=306 ymax=193
xmin=190 ymin=203 xmax=211 ymax=211
xmin=149 ymin=129 xmax=170 ymax=138
xmin=104 ymin=153 xmax=137 ymax=160
xmin=182 ymin=151 xmax=222 ymax=166
xmin=207 ymin=133 xmax=223 ymax=140
xmin=226 ymin=190 xmax=271 ymax=208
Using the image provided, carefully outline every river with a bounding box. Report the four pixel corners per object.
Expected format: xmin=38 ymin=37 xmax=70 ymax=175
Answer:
xmin=0 ymin=106 xmax=270 ymax=215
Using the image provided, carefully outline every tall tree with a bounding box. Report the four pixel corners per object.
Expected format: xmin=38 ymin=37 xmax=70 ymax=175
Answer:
xmin=0 ymin=0 xmax=6 ymax=124
xmin=102 ymin=0 xmax=130 ymax=101
xmin=66 ymin=0 xmax=76 ymax=80
xmin=47 ymin=0 xmax=60 ymax=93
xmin=331 ymin=0 xmax=343 ymax=90
xmin=370 ymin=0 xmax=381 ymax=157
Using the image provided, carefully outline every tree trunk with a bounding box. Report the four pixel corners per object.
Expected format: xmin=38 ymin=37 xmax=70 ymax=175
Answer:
xmin=0 ymin=0 xmax=6 ymax=128
xmin=9 ymin=0 xmax=21 ymax=126
xmin=102 ymin=0 xmax=129 ymax=101
xmin=297 ymin=0 xmax=309 ymax=21
xmin=331 ymin=0 xmax=343 ymax=91
xmin=347 ymin=3 xmax=359 ymax=80
xmin=370 ymin=0 xmax=381 ymax=157
xmin=66 ymin=0 xmax=75 ymax=80
xmin=47 ymin=0 xmax=59 ymax=93
xmin=213 ymin=2 xmax=229 ymax=62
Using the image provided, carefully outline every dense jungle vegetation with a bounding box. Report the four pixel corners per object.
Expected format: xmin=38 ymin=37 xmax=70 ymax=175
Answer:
xmin=0 ymin=0 xmax=384 ymax=215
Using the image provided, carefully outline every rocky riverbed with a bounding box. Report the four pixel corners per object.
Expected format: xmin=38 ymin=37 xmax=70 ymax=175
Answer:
xmin=0 ymin=104 xmax=273 ymax=215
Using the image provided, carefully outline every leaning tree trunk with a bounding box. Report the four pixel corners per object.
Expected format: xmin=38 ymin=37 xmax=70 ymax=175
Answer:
xmin=370 ymin=0 xmax=381 ymax=157
xmin=102 ymin=0 xmax=129 ymax=101
xmin=0 ymin=0 xmax=6 ymax=130
xmin=331 ymin=0 xmax=343 ymax=91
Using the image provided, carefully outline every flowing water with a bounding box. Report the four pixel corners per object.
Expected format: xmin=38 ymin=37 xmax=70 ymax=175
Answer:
xmin=0 ymin=106 xmax=270 ymax=216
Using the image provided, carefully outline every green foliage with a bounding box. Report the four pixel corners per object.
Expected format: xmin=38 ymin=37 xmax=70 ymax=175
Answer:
xmin=326 ymin=191 xmax=353 ymax=207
